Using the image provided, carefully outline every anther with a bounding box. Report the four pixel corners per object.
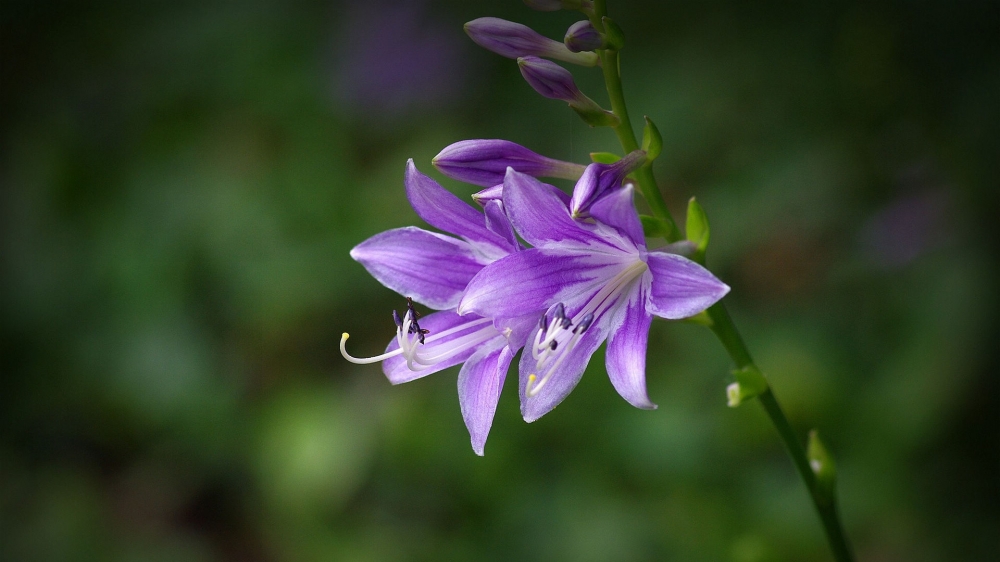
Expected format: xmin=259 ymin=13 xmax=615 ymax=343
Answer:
xmin=574 ymin=312 xmax=594 ymax=333
xmin=392 ymin=310 xmax=403 ymax=327
xmin=549 ymin=340 xmax=558 ymax=350
xmin=553 ymin=303 xmax=565 ymax=320
xmin=538 ymin=313 xmax=548 ymax=331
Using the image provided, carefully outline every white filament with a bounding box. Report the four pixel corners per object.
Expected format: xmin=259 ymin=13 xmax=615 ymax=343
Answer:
xmin=341 ymin=313 xmax=495 ymax=372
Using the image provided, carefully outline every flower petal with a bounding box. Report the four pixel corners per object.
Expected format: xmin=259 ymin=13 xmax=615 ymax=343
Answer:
xmin=351 ymin=226 xmax=486 ymax=310
xmin=482 ymin=200 xmax=519 ymax=252
xmin=405 ymin=160 xmax=509 ymax=256
xmin=382 ymin=310 xmax=497 ymax=383
xmin=459 ymin=248 xmax=623 ymax=320
xmin=646 ymin=252 xmax=730 ymax=319
xmin=519 ymin=318 xmax=610 ymax=422
xmin=458 ymin=339 xmax=515 ymax=456
xmin=605 ymin=280 xmax=657 ymax=409
xmin=503 ymin=168 xmax=606 ymax=248
xmin=587 ymin=184 xmax=645 ymax=249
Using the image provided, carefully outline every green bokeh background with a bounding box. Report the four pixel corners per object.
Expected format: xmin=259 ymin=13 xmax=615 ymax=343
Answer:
xmin=2 ymin=1 xmax=997 ymax=561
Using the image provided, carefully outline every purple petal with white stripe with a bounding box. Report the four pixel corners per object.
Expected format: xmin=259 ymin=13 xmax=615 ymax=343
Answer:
xmin=588 ymin=184 xmax=646 ymax=249
xmin=646 ymin=251 xmax=730 ymax=319
xmin=459 ymin=248 xmax=623 ymax=320
xmin=502 ymin=168 xmax=609 ymax=248
xmin=605 ymin=281 xmax=656 ymax=409
xmin=458 ymin=339 xmax=515 ymax=456
xmin=351 ymin=226 xmax=487 ymax=310
xmin=405 ymin=160 xmax=509 ymax=256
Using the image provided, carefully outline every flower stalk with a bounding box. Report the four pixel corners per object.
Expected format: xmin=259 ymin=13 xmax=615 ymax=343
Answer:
xmin=591 ymin=2 xmax=854 ymax=560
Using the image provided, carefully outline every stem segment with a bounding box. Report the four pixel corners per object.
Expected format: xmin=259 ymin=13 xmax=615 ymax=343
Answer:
xmin=592 ymin=3 xmax=854 ymax=560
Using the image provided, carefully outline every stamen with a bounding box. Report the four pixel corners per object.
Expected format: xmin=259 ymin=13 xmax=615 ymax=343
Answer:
xmin=525 ymin=260 xmax=649 ymax=399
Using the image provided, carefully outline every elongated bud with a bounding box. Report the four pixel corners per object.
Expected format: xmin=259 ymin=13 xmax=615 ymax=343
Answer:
xmin=517 ymin=56 xmax=618 ymax=127
xmin=523 ymin=0 xmax=592 ymax=11
xmin=433 ymin=139 xmax=586 ymax=187
xmin=726 ymin=365 xmax=768 ymax=407
xmin=465 ymin=18 xmax=598 ymax=67
xmin=807 ymin=430 xmax=837 ymax=505
xmin=570 ymin=150 xmax=647 ymax=217
xmin=564 ymin=21 xmax=604 ymax=52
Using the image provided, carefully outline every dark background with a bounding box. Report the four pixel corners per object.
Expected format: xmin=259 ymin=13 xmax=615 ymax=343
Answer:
xmin=2 ymin=1 xmax=998 ymax=560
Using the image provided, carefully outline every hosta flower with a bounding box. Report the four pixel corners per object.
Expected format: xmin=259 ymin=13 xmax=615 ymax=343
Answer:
xmin=340 ymin=160 xmax=529 ymax=455
xmin=459 ymin=169 xmax=730 ymax=421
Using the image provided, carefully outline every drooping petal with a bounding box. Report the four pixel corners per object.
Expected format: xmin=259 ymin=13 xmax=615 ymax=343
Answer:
xmin=605 ymin=279 xmax=657 ymax=409
xmin=458 ymin=339 xmax=515 ymax=456
xmin=502 ymin=168 xmax=609 ymax=248
xmin=459 ymin=248 xmax=624 ymax=320
xmin=587 ymin=184 xmax=645 ymax=250
xmin=646 ymin=252 xmax=730 ymax=319
xmin=405 ymin=160 xmax=509 ymax=257
xmin=351 ymin=226 xmax=487 ymax=310
xmin=482 ymin=200 xmax=519 ymax=252
xmin=382 ymin=311 xmax=498 ymax=383
xmin=519 ymin=317 xmax=610 ymax=422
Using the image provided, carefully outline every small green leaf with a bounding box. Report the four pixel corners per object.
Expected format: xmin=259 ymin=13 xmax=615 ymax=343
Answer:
xmin=808 ymin=430 xmax=837 ymax=504
xmin=685 ymin=197 xmax=710 ymax=253
xmin=640 ymin=215 xmax=671 ymax=239
xmin=641 ymin=116 xmax=662 ymax=162
xmin=601 ymin=17 xmax=625 ymax=51
xmin=590 ymin=152 xmax=621 ymax=164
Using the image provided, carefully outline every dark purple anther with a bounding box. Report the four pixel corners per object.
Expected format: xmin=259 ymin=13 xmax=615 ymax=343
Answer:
xmin=574 ymin=312 xmax=594 ymax=333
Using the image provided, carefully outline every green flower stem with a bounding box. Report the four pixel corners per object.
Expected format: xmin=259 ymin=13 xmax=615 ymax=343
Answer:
xmin=707 ymin=304 xmax=855 ymax=562
xmin=593 ymin=3 xmax=854 ymax=560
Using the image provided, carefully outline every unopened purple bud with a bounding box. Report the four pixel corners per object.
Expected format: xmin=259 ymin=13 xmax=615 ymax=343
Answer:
xmin=517 ymin=56 xmax=582 ymax=102
xmin=433 ymin=139 xmax=586 ymax=187
xmin=464 ymin=18 xmax=598 ymax=67
xmin=570 ymin=150 xmax=647 ymax=217
xmin=524 ymin=0 xmax=592 ymax=11
xmin=564 ymin=21 xmax=604 ymax=52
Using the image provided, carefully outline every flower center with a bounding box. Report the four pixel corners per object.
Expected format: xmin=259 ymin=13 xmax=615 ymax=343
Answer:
xmin=341 ymin=300 xmax=498 ymax=372
xmin=526 ymin=259 xmax=647 ymax=397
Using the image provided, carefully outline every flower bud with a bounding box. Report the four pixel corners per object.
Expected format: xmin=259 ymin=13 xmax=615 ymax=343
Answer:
xmin=516 ymin=56 xmax=618 ymax=127
xmin=569 ymin=150 xmax=647 ymax=216
xmin=523 ymin=0 xmax=592 ymax=11
xmin=564 ymin=21 xmax=604 ymax=52
xmin=464 ymin=17 xmax=598 ymax=66
xmin=807 ymin=430 xmax=838 ymax=505
xmin=433 ymin=139 xmax=586 ymax=187
xmin=517 ymin=56 xmax=580 ymax=101
xmin=726 ymin=365 xmax=769 ymax=407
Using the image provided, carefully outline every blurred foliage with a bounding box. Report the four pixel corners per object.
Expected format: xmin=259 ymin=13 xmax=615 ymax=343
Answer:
xmin=2 ymin=0 xmax=998 ymax=561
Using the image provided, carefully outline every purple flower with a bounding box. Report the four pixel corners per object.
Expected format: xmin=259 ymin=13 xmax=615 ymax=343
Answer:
xmin=433 ymin=139 xmax=586 ymax=187
xmin=464 ymin=17 xmax=598 ymax=67
xmin=459 ymin=169 xmax=730 ymax=421
xmin=341 ymin=160 xmax=527 ymax=455
xmin=569 ymin=150 xmax=647 ymax=217
xmin=564 ymin=20 xmax=604 ymax=53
